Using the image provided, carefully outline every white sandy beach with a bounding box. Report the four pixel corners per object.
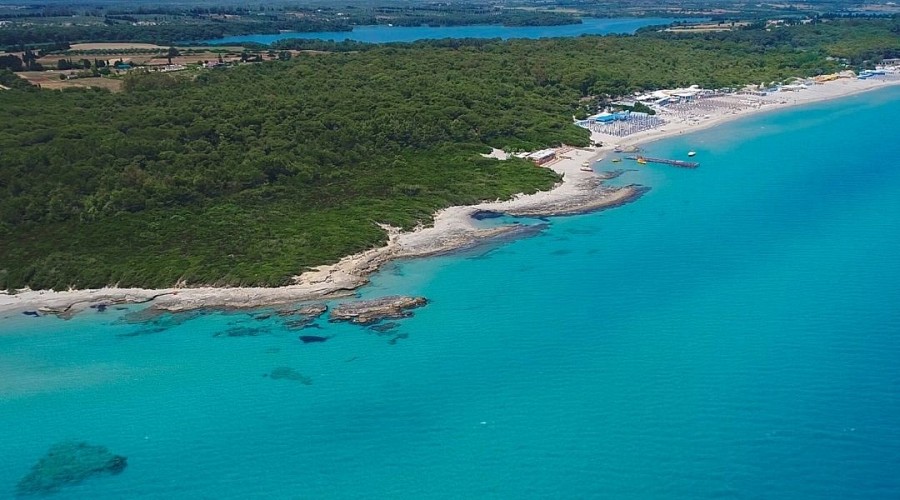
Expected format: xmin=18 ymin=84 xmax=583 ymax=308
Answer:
xmin=587 ymin=76 xmax=900 ymax=149
xmin=2 ymin=76 xmax=899 ymax=316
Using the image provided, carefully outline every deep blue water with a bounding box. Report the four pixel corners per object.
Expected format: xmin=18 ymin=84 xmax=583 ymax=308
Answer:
xmin=200 ymin=17 xmax=691 ymax=45
xmin=2 ymin=87 xmax=900 ymax=498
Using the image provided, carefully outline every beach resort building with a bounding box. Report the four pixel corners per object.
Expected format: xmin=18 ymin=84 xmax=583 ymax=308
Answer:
xmin=526 ymin=149 xmax=557 ymax=165
xmin=593 ymin=111 xmax=629 ymax=123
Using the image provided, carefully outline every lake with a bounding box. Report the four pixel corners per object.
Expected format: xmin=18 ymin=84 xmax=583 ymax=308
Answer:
xmin=200 ymin=17 xmax=696 ymax=45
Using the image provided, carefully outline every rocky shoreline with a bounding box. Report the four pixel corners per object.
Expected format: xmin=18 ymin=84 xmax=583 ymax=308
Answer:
xmin=1 ymin=146 xmax=637 ymax=319
xmin=330 ymin=296 xmax=428 ymax=325
xmin=505 ymin=181 xmax=647 ymax=217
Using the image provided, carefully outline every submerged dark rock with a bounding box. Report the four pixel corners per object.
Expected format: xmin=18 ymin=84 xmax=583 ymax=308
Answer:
xmin=89 ymin=303 xmax=108 ymax=313
xmin=388 ymin=333 xmax=409 ymax=345
xmin=214 ymin=326 xmax=266 ymax=338
xmin=118 ymin=308 xmax=162 ymax=324
xmin=116 ymin=309 xmax=208 ymax=338
xmin=369 ymin=322 xmax=400 ymax=334
xmin=116 ymin=326 xmax=168 ymax=338
xmin=265 ymin=367 xmax=312 ymax=385
xmin=284 ymin=317 xmax=317 ymax=330
xmin=22 ymin=311 xmax=40 ymax=317
xmin=16 ymin=441 xmax=127 ymax=496
xmin=299 ymin=335 xmax=329 ymax=344
xmin=330 ymin=296 xmax=428 ymax=325
xmin=119 ymin=308 xmax=206 ymax=327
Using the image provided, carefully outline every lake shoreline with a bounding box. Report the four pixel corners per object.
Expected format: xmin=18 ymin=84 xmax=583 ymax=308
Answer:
xmin=3 ymin=77 xmax=898 ymax=318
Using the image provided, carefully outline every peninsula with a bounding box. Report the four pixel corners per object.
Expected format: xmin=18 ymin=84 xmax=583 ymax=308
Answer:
xmin=2 ymin=17 xmax=900 ymax=315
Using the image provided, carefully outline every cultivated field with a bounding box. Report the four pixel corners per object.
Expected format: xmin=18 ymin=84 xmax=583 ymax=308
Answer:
xmin=18 ymin=71 xmax=124 ymax=92
xmin=665 ymin=22 xmax=750 ymax=33
xmin=37 ymin=53 xmax=159 ymax=67
xmin=69 ymin=43 xmax=166 ymax=51
xmin=148 ymin=52 xmax=243 ymax=66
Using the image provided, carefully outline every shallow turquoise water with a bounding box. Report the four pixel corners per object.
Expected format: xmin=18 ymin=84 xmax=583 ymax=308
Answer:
xmin=2 ymin=87 xmax=900 ymax=498
xmin=200 ymin=17 xmax=692 ymax=45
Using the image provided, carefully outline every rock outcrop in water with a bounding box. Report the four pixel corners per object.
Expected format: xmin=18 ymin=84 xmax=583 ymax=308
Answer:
xmin=214 ymin=326 xmax=266 ymax=337
xmin=276 ymin=303 xmax=327 ymax=318
xmin=330 ymin=296 xmax=427 ymax=325
xmin=503 ymin=180 xmax=648 ymax=217
xmin=16 ymin=441 xmax=127 ymax=496
xmin=277 ymin=303 xmax=328 ymax=330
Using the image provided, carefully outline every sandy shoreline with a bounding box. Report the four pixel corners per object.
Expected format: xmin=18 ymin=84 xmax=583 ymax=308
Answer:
xmin=3 ymin=77 xmax=899 ymax=317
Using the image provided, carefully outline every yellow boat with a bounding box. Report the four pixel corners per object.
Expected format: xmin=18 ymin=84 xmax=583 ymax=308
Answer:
xmin=637 ymin=157 xmax=647 ymax=165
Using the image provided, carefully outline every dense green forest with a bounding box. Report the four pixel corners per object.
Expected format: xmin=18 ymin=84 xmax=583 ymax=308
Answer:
xmin=0 ymin=21 xmax=896 ymax=290
xmin=642 ymin=17 xmax=900 ymax=64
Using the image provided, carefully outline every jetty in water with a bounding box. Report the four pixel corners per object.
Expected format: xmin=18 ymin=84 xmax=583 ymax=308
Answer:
xmin=626 ymin=155 xmax=699 ymax=168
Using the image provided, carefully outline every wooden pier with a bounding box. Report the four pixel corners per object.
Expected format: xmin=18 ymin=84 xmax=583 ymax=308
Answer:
xmin=625 ymin=155 xmax=699 ymax=168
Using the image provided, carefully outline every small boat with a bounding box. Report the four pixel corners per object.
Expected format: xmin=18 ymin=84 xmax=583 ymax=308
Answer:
xmin=580 ymin=161 xmax=593 ymax=172
xmin=637 ymin=157 xmax=647 ymax=165
xmin=611 ymin=158 xmax=621 ymax=163
xmin=688 ymin=151 xmax=697 ymax=157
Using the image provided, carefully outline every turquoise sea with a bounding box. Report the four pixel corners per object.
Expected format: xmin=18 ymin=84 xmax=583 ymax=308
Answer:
xmin=199 ymin=17 xmax=692 ymax=45
xmin=2 ymin=87 xmax=900 ymax=498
